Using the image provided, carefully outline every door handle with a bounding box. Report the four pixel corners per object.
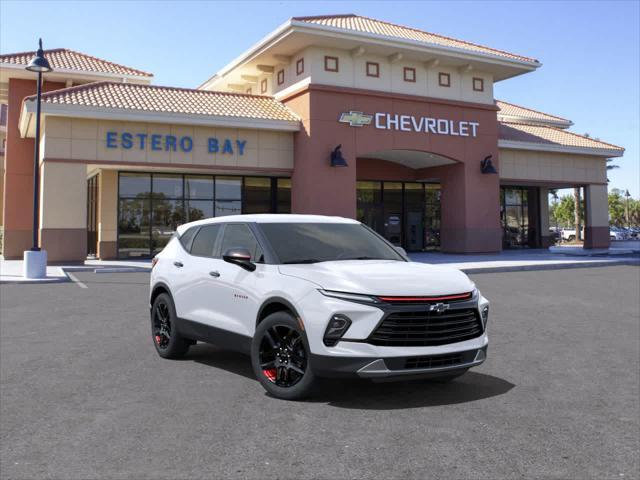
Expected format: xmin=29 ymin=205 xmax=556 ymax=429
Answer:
xmin=173 ymin=261 xmax=184 ymax=268
xmin=209 ymin=271 xmax=220 ymax=278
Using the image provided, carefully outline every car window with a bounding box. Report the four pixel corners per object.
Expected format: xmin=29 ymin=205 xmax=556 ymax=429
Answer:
xmin=178 ymin=226 xmax=198 ymax=251
xmin=190 ymin=225 xmax=221 ymax=257
xmin=220 ymin=224 xmax=264 ymax=262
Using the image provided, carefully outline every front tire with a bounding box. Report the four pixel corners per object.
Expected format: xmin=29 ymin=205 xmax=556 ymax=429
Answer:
xmin=150 ymin=293 xmax=190 ymax=359
xmin=251 ymin=311 xmax=317 ymax=400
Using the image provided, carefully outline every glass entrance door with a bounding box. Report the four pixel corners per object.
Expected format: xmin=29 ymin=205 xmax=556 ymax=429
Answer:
xmin=357 ymin=181 xmax=441 ymax=251
xmin=500 ymin=186 xmax=540 ymax=248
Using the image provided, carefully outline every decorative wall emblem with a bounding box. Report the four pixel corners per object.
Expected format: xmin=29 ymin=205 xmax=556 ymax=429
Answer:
xmin=338 ymin=111 xmax=374 ymax=127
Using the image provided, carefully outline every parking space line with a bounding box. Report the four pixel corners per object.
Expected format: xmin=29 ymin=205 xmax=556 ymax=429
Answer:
xmin=66 ymin=272 xmax=88 ymax=289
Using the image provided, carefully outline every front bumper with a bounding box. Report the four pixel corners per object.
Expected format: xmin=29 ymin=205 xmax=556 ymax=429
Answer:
xmin=310 ymin=345 xmax=487 ymax=379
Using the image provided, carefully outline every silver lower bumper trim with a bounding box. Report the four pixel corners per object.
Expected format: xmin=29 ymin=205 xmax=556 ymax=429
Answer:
xmin=356 ymin=350 xmax=486 ymax=378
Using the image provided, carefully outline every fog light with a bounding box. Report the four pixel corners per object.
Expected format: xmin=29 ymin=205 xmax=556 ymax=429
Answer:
xmin=481 ymin=305 xmax=489 ymax=328
xmin=323 ymin=314 xmax=352 ymax=346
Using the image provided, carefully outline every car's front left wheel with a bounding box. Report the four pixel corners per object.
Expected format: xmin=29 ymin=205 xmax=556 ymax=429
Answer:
xmin=150 ymin=292 xmax=190 ymax=359
xmin=251 ymin=311 xmax=317 ymax=400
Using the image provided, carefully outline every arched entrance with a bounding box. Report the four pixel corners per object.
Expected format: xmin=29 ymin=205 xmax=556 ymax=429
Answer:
xmin=356 ymin=150 xmax=457 ymax=251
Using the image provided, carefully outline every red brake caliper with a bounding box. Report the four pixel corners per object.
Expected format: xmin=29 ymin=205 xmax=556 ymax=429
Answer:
xmin=263 ymin=369 xmax=277 ymax=382
xmin=155 ymin=335 xmax=162 ymax=345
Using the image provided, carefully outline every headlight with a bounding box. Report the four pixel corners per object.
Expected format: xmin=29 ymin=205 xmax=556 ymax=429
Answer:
xmin=323 ymin=314 xmax=352 ymax=346
xmin=318 ymin=289 xmax=382 ymax=305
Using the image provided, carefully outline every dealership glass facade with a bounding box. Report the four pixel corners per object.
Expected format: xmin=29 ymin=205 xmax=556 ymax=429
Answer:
xmin=500 ymin=186 xmax=539 ymax=248
xmin=357 ymin=181 xmax=441 ymax=251
xmin=117 ymin=173 xmax=291 ymax=258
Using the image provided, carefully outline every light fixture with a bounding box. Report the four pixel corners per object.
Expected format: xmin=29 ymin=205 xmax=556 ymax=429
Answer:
xmin=330 ymin=144 xmax=348 ymax=167
xmin=26 ymin=39 xmax=53 ymax=73
xmin=480 ymin=154 xmax=497 ymax=174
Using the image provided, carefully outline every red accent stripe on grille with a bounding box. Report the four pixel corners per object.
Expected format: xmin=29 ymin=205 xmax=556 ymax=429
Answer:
xmin=378 ymin=292 xmax=472 ymax=302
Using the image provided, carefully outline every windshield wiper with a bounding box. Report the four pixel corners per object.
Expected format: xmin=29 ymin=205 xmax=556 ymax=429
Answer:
xmin=281 ymin=259 xmax=323 ymax=264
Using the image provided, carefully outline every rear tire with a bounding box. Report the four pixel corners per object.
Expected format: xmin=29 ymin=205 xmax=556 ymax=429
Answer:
xmin=150 ymin=293 xmax=190 ymax=359
xmin=251 ymin=312 xmax=317 ymax=400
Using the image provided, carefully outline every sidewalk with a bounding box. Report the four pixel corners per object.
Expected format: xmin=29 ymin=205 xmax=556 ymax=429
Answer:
xmin=1 ymin=249 xmax=638 ymax=283
xmin=409 ymin=249 xmax=639 ymax=273
xmin=0 ymin=258 xmax=151 ymax=284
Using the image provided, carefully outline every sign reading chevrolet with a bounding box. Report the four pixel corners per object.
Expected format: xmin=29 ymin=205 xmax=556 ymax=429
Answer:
xmin=339 ymin=111 xmax=479 ymax=137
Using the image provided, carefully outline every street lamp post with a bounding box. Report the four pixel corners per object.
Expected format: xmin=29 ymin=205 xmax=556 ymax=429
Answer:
xmin=23 ymin=39 xmax=52 ymax=279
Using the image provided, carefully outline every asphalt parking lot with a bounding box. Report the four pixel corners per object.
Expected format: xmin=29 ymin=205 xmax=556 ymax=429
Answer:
xmin=1 ymin=265 xmax=639 ymax=479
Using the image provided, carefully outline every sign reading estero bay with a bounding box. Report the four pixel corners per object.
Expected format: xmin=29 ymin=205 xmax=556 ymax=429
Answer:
xmin=339 ymin=111 xmax=480 ymax=137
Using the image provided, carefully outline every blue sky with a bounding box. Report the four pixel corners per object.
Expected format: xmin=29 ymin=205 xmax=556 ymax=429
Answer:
xmin=2 ymin=0 xmax=638 ymax=197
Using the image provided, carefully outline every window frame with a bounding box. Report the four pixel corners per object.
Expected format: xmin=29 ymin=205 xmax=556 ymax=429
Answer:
xmin=277 ymin=69 xmax=284 ymax=85
xmin=260 ymin=78 xmax=268 ymax=94
xmin=324 ymin=55 xmax=339 ymax=72
xmin=366 ymin=61 xmax=380 ymax=78
xmin=296 ymin=58 xmax=304 ymax=75
xmin=472 ymin=77 xmax=484 ymax=92
xmin=403 ymin=67 xmax=416 ymax=83
xmin=438 ymin=72 xmax=451 ymax=87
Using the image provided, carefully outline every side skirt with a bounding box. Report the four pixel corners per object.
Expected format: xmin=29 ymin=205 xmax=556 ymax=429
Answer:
xmin=176 ymin=318 xmax=252 ymax=355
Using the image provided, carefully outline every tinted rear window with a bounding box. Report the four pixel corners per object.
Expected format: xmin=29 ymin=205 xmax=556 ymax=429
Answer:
xmin=190 ymin=225 xmax=221 ymax=257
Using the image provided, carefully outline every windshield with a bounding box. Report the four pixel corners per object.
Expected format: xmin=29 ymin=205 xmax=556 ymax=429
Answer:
xmin=258 ymin=223 xmax=405 ymax=264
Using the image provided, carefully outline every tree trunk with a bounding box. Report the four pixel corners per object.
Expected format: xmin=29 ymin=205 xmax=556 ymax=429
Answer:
xmin=574 ymin=187 xmax=581 ymax=241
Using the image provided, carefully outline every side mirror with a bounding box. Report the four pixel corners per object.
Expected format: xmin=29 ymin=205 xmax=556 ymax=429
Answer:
xmin=394 ymin=246 xmax=408 ymax=257
xmin=222 ymin=247 xmax=256 ymax=272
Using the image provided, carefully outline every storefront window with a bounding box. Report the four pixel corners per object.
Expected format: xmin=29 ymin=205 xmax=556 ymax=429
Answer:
xmin=118 ymin=197 xmax=151 ymax=258
xmin=117 ymin=173 xmax=289 ymax=258
xmin=244 ymin=177 xmax=272 ymax=214
xmin=276 ymin=178 xmax=291 ymax=214
xmin=215 ymin=177 xmax=242 ymax=217
xmin=357 ymin=181 xmax=383 ymax=236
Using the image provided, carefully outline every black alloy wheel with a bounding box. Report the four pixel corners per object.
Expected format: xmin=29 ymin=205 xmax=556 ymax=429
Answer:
xmin=251 ymin=311 xmax=317 ymax=400
xmin=150 ymin=292 xmax=190 ymax=359
xmin=153 ymin=299 xmax=172 ymax=350
xmin=259 ymin=325 xmax=307 ymax=387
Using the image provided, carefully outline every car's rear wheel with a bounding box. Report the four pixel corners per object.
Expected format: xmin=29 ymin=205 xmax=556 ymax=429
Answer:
xmin=251 ymin=312 xmax=316 ymax=400
xmin=151 ymin=293 xmax=190 ymax=359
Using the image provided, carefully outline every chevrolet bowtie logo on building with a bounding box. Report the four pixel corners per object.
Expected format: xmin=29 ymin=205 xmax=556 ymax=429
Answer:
xmin=338 ymin=111 xmax=373 ymax=127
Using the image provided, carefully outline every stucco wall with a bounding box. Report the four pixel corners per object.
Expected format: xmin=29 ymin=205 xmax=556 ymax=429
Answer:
xmin=273 ymin=46 xmax=494 ymax=105
xmin=499 ymin=148 xmax=607 ymax=184
xmin=41 ymin=117 xmax=294 ymax=171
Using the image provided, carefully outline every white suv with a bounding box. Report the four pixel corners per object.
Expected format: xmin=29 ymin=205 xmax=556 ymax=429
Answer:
xmin=149 ymin=214 xmax=489 ymax=399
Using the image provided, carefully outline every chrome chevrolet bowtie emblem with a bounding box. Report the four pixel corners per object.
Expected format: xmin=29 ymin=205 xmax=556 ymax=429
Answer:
xmin=429 ymin=302 xmax=450 ymax=313
xmin=338 ymin=111 xmax=373 ymax=127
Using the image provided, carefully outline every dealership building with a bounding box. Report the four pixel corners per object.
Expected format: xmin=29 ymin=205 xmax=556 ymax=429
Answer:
xmin=0 ymin=14 xmax=624 ymax=261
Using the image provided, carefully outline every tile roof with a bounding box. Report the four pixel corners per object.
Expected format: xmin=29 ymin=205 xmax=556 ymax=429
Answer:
xmin=499 ymin=122 xmax=624 ymax=154
xmin=293 ymin=14 xmax=538 ymax=64
xmin=0 ymin=48 xmax=152 ymax=78
xmin=26 ymin=81 xmax=299 ymax=122
xmin=496 ymin=100 xmax=571 ymax=126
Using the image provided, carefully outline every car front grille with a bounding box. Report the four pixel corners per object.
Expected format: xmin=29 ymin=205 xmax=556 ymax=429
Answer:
xmin=368 ymin=308 xmax=483 ymax=347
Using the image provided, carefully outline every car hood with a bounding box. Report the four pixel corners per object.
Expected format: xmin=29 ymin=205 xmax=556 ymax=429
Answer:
xmin=278 ymin=260 xmax=474 ymax=296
